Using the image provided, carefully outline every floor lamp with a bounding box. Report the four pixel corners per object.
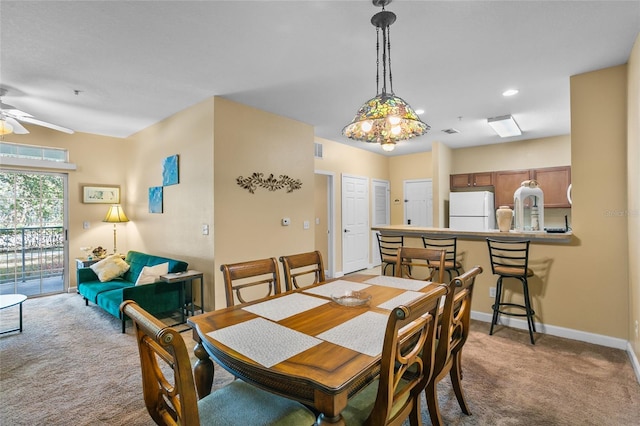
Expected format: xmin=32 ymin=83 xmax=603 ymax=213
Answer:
xmin=103 ymin=204 xmax=129 ymax=255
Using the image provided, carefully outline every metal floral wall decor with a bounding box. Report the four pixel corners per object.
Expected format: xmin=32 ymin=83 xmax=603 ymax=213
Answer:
xmin=236 ymin=172 xmax=302 ymax=194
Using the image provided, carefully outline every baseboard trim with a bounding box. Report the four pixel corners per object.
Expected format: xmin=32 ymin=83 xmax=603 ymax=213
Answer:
xmin=627 ymin=341 xmax=640 ymax=384
xmin=68 ymin=286 xmax=77 ymax=294
xmin=471 ymin=310 xmax=628 ymax=350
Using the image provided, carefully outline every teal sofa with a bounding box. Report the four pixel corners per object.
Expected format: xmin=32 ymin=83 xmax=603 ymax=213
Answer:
xmin=78 ymin=250 xmax=188 ymax=332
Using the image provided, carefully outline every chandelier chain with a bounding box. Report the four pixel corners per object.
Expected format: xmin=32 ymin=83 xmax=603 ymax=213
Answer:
xmin=387 ymin=25 xmax=393 ymax=94
xmin=376 ymin=27 xmax=380 ymax=95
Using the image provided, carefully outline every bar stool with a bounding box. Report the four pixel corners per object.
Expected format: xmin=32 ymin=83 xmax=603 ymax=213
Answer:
xmin=486 ymin=238 xmax=536 ymax=344
xmin=422 ymin=236 xmax=462 ymax=281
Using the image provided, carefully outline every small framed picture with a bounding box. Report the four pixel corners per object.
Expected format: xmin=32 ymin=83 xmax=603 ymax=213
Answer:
xmin=83 ymin=186 xmax=120 ymax=204
xmin=149 ymin=186 xmax=163 ymax=213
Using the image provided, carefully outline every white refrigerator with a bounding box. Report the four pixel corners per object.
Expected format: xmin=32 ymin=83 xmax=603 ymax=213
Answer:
xmin=449 ymin=191 xmax=495 ymax=231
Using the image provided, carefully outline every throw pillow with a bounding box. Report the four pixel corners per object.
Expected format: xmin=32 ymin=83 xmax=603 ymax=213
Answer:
xmin=90 ymin=254 xmax=130 ymax=282
xmin=135 ymin=262 xmax=169 ymax=286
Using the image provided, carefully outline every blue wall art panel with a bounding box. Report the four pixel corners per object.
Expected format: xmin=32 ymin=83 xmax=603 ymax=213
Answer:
xmin=149 ymin=186 xmax=163 ymax=213
xmin=162 ymin=154 xmax=179 ymax=186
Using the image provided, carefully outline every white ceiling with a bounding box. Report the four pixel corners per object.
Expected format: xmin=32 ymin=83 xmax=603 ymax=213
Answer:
xmin=1 ymin=1 xmax=638 ymax=156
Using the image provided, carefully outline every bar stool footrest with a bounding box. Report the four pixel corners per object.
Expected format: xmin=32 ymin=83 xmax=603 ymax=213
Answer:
xmin=492 ymin=302 xmax=535 ymax=318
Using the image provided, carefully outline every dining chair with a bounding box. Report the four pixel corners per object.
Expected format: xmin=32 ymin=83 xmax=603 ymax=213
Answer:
xmin=486 ymin=238 xmax=536 ymax=344
xmin=421 ymin=236 xmax=463 ymax=281
xmin=376 ymin=233 xmax=404 ymax=276
xmin=119 ymin=300 xmax=316 ymax=426
xmin=279 ymin=250 xmax=325 ymax=291
xmin=340 ymin=283 xmax=449 ymax=426
xmin=395 ymin=246 xmax=447 ymax=284
xmin=220 ymin=257 xmax=282 ymax=307
xmin=424 ymin=266 xmax=483 ymax=426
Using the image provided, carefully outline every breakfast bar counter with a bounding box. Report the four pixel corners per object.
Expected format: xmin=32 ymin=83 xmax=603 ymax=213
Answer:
xmin=371 ymin=225 xmax=572 ymax=243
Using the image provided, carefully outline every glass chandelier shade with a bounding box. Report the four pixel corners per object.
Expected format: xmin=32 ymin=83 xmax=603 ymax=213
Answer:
xmin=342 ymin=93 xmax=429 ymax=144
xmin=342 ymin=1 xmax=429 ymax=151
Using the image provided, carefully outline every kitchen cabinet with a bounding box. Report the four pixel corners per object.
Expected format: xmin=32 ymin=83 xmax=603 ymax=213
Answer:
xmin=494 ymin=169 xmax=532 ymax=208
xmin=532 ymin=166 xmax=571 ymax=208
xmin=450 ymin=172 xmax=494 ymax=189
xmin=453 ymin=166 xmax=571 ymax=209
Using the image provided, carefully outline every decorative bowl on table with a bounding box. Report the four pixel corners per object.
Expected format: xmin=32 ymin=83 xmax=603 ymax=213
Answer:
xmin=331 ymin=291 xmax=372 ymax=307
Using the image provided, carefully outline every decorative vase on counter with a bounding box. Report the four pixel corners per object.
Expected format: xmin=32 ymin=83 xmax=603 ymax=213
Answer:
xmin=496 ymin=206 xmax=513 ymax=232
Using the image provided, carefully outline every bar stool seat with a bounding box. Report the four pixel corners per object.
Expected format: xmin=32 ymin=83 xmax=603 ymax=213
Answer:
xmin=486 ymin=238 xmax=536 ymax=344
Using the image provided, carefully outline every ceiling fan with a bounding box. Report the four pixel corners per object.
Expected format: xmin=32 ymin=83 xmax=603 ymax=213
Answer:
xmin=0 ymin=90 xmax=74 ymax=135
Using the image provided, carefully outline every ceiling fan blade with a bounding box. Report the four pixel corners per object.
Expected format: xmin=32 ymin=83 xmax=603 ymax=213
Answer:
xmin=14 ymin=115 xmax=74 ymax=134
xmin=3 ymin=116 xmax=30 ymax=134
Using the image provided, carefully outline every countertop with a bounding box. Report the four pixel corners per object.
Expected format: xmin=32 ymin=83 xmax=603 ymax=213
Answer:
xmin=371 ymin=225 xmax=573 ymax=243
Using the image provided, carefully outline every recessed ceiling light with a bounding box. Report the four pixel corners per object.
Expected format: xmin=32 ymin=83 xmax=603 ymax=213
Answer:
xmin=502 ymin=89 xmax=519 ymax=97
xmin=414 ymin=109 xmax=425 ymax=115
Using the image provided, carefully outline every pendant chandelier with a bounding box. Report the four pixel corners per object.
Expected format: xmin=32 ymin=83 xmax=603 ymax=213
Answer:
xmin=342 ymin=0 xmax=429 ymax=152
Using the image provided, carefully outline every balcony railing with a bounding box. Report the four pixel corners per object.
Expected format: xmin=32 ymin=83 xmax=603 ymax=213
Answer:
xmin=0 ymin=226 xmax=64 ymax=285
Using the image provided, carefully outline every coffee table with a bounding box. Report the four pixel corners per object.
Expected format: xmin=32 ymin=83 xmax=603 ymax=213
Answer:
xmin=0 ymin=294 xmax=27 ymax=334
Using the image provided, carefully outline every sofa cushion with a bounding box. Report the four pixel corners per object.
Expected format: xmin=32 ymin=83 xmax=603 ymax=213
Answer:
xmin=90 ymin=255 xmax=130 ymax=282
xmin=135 ymin=262 xmax=169 ymax=286
xmin=80 ymin=279 xmax=131 ymax=303
xmin=124 ymin=251 xmax=188 ymax=283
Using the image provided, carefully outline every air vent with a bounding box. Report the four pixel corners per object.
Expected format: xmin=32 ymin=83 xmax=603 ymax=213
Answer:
xmin=442 ymin=128 xmax=460 ymax=134
xmin=314 ymin=142 xmax=323 ymax=158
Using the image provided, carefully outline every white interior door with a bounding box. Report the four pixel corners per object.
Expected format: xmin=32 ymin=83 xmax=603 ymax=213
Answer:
xmin=403 ymin=179 xmax=433 ymax=227
xmin=342 ymin=174 xmax=369 ymax=274
xmin=371 ymin=179 xmax=390 ymax=265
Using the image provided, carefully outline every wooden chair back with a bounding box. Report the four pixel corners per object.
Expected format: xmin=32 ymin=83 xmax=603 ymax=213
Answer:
xmin=376 ymin=233 xmax=404 ymax=275
xmin=221 ymin=257 xmax=281 ymax=307
xmin=422 ymin=236 xmax=462 ymax=280
xmin=120 ymin=300 xmax=200 ymax=426
xmin=368 ymin=283 xmax=448 ymax=425
xmin=395 ymin=246 xmax=447 ymax=283
xmin=426 ymin=266 xmax=483 ymax=425
xmin=279 ymin=250 xmax=326 ymax=291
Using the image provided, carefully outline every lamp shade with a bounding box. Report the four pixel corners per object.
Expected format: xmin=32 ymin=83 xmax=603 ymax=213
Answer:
xmin=103 ymin=204 xmax=129 ymax=223
xmin=342 ymin=93 xmax=430 ymax=144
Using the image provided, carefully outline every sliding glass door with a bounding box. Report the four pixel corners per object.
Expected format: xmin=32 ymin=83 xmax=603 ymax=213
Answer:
xmin=0 ymin=170 xmax=67 ymax=296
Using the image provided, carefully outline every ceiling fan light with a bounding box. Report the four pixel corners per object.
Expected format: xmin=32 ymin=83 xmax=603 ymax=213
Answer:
xmin=0 ymin=119 xmax=14 ymax=135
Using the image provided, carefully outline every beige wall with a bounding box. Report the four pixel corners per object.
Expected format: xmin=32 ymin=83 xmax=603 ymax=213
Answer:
xmin=313 ymin=137 xmax=389 ymax=272
xmin=126 ymin=98 xmax=215 ymax=308
xmin=314 ymin=174 xmax=329 ymax=266
xmin=2 ymin=126 xmax=128 ymax=287
xmin=568 ymin=65 xmax=629 ymax=338
xmin=451 ymin=134 xmax=571 ymax=173
xmin=627 ymin=34 xmax=640 ymax=359
xmin=433 ymin=141 xmax=453 ymax=227
xmin=388 ymin=151 xmax=433 ymax=225
xmin=213 ymin=97 xmax=315 ymax=308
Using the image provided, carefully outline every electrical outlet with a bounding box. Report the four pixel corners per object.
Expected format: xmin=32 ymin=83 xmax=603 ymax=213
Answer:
xmin=489 ymin=287 xmax=496 ymax=298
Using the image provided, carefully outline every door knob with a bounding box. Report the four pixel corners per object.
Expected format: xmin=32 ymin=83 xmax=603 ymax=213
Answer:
xmin=344 ymin=229 xmax=351 ymax=233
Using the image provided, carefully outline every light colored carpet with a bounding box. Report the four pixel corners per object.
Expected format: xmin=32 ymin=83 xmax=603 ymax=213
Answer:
xmin=1 ymin=293 xmax=639 ymax=425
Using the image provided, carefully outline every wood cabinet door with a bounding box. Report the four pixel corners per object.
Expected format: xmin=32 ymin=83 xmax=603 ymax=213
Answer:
xmin=494 ymin=170 xmax=532 ymax=208
xmin=533 ymin=166 xmax=571 ymax=207
xmin=473 ymin=172 xmax=494 ymax=187
xmin=450 ymin=173 xmax=471 ymax=189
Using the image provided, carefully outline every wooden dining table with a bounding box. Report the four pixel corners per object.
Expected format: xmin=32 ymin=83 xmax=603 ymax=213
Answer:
xmin=187 ymin=273 xmax=443 ymax=425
